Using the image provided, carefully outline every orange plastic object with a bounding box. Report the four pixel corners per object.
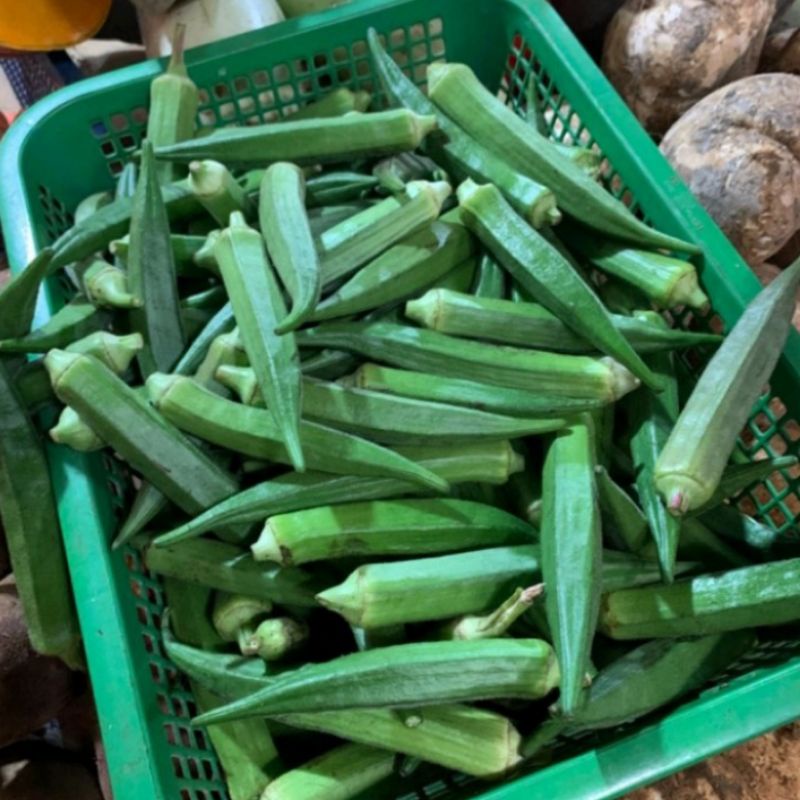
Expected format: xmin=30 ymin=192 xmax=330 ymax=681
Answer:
xmin=0 ymin=1 xmax=112 ymax=51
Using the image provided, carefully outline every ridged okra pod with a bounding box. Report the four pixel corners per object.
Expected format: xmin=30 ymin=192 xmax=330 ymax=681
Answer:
xmin=349 ymin=363 xmax=606 ymax=417
xmin=44 ymin=350 xmax=238 ymax=516
xmin=154 ymin=441 xmax=525 ymax=547
xmin=457 ymin=179 xmax=661 ymax=391
xmin=298 ymin=321 xmax=639 ymax=403
xmin=655 ymin=258 xmax=800 ymax=514
xmin=189 ymin=159 xmax=251 ymax=226
xmin=541 ymin=417 xmax=602 ymax=715
xmin=427 ymin=62 xmax=698 ymax=254
xmin=146 ymin=373 xmax=447 ymax=490
xmin=215 ymin=211 xmax=304 ymax=469
xmin=146 ymin=24 xmax=198 ymax=184
xmin=259 ymin=163 xmax=321 ymax=333
xmin=163 ymin=628 xmax=523 ymax=777
xmin=600 ymin=556 xmax=800 ymax=638
xmin=290 ymin=87 xmax=372 ymax=121
xmin=252 ymin=498 xmax=536 ymax=565
xmin=194 ymin=638 xmax=560 ymax=723
xmin=155 ymin=108 xmax=437 ymax=166
xmin=406 ymin=289 xmax=722 ymax=353
xmin=0 ymin=248 xmax=54 ymax=340
xmin=128 ymin=141 xmax=186 ymax=375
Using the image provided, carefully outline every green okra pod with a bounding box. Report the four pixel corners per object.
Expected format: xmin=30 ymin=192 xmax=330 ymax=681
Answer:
xmin=163 ymin=627 xmax=523 ymax=777
xmin=426 ymin=61 xmax=698 ymax=254
xmin=194 ymin=637 xmax=559 ymax=723
xmin=128 ymin=141 xmax=186 ymax=375
xmin=541 ymin=417 xmax=603 ymax=715
xmin=66 ymin=331 xmax=144 ymax=374
xmin=216 ymin=365 xmax=567 ymax=445
xmin=12 ymin=361 xmax=55 ymax=412
xmin=0 ymin=248 xmax=55 ymax=340
xmin=0 ymin=360 xmax=81 ymax=668
xmin=155 ymin=108 xmax=437 ymax=165
xmin=301 ymin=348 xmax=359 ymax=381
xmin=77 ymin=257 xmax=141 ymax=310
xmin=0 ymin=297 xmax=106 ymax=354
xmin=457 ymin=179 xmax=661 ymax=391
xmin=245 ymin=617 xmax=309 ymax=662
xmin=154 ymin=440 xmax=525 ymax=547
xmin=146 ymin=538 xmax=322 ymax=606
xmin=472 ymin=254 xmax=506 ymax=300
xmin=406 ymin=289 xmax=722 ymax=353
xmin=600 ymin=556 xmax=800 ymax=638
xmin=261 ymin=744 xmax=393 ymax=800
xmin=298 ymin=321 xmax=639 ymax=403
xmin=147 ymin=373 xmax=447 ymax=491
xmin=45 ymin=350 xmax=239 ymax=516
xmin=259 ymin=163 xmax=321 ymax=333
xmin=189 ymin=159 xmax=251 ymax=226
xmin=374 ymin=151 xmax=440 ymax=194
xmin=311 ymin=221 xmax=474 ymax=322
xmin=252 ymin=498 xmax=536 ymax=565
xmin=522 ymin=631 xmax=756 ymax=756
xmin=305 ymin=171 xmax=379 ymax=206
xmin=627 ymin=321 xmax=683 ymax=582
xmin=655 ymin=258 xmax=800 ymax=514
xmin=113 ymin=481 xmax=171 ymax=550
xmin=595 ymin=466 xmax=649 ymax=554
xmin=50 ymin=406 xmax=105 ymax=452
xmin=320 ymin=180 xmax=451 ymax=287
xmin=289 ymin=87 xmax=372 ymax=121
xmin=215 ymin=211 xmax=304 ymax=470
xmin=349 ymin=363 xmax=606 ymax=417
xmin=146 ymin=24 xmax=198 ymax=184
xmin=439 ymin=585 xmax=543 ymax=640
xmin=173 ymin=302 xmax=236 ymax=377
xmin=74 ymin=190 xmax=113 ymax=224
xmin=192 ymin=329 xmax=247 ymax=393
xmin=212 ymin=593 xmax=273 ymax=651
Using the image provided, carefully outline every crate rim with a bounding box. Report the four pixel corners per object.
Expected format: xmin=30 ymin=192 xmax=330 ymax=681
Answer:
xmin=1 ymin=2 xmax=800 ymax=799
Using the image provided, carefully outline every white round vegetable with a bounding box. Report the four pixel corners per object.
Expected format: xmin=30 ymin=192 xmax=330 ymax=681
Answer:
xmin=602 ymin=0 xmax=776 ymax=136
xmin=661 ymin=74 xmax=800 ymax=265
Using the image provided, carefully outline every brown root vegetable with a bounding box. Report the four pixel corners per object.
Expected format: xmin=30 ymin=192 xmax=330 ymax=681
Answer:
xmin=0 ymin=577 xmax=77 ymax=748
xmin=602 ymin=0 xmax=776 ymax=136
xmin=661 ymin=74 xmax=800 ymax=265
xmin=759 ymin=27 xmax=800 ymax=73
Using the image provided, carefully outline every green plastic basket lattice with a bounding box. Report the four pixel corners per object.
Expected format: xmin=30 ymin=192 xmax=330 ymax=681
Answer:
xmin=1 ymin=2 xmax=800 ymax=799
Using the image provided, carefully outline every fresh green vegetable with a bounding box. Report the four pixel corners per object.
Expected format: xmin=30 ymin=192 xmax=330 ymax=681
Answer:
xmin=457 ymin=179 xmax=661 ymax=391
xmin=189 ymin=160 xmax=252 ymax=226
xmin=173 ymin=302 xmax=236 ymax=376
xmin=541 ymin=417 xmax=602 ymax=715
xmin=406 ymin=289 xmax=722 ymax=353
xmin=76 ymin=258 xmax=141 ymax=310
xmin=194 ymin=638 xmax=559 ymax=722
xmin=298 ymin=321 xmax=639 ymax=402
xmin=439 ymin=585 xmax=543 ymax=640
xmin=472 ymin=254 xmax=506 ymax=300
xmin=128 ymin=140 xmax=186 ymax=375
xmin=154 ymin=109 xmax=437 ymax=166
xmin=655 ymin=258 xmax=800 ymax=514
xmin=595 ymin=466 xmax=649 ymax=553
xmin=305 ymin=171 xmax=379 ymax=207
xmin=245 ymin=617 xmax=309 ymax=662
xmin=74 ymin=191 xmax=113 ymax=224
xmin=215 ymin=211 xmax=304 ymax=470
xmin=147 ymin=373 xmax=447 ymax=490
xmin=259 ymin=163 xmax=321 ymax=333
xmin=290 ymin=87 xmax=372 ymax=121
xmin=373 ymin=151 xmax=440 ymax=194
xmin=65 ymin=331 xmax=144 ymax=373
xmin=251 ymin=498 xmax=536 ymax=565
xmin=212 ymin=593 xmax=273 ymax=650
xmin=0 ymin=248 xmax=54 ymax=340
xmin=50 ymin=406 xmax=105 ymax=452
xmin=600 ymin=556 xmax=800 ymax=638
xmin=113 ymin=481 xmax=171 ymax=550
xmin=153 ymin=441 xmax=525 ymax=546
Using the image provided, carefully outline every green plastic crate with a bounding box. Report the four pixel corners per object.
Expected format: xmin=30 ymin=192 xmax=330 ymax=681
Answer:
xmin=2 ymin=1 xmax=800 ymax=798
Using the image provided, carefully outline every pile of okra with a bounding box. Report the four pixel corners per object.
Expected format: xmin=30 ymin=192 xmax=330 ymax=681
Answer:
xmin=2 ymin=25 xmax=800 ymax=800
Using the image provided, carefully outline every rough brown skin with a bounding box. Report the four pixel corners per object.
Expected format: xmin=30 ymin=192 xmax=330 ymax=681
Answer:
xmin=660 ymin=74 xmax=800 ymax=265
xmin=602 ymin=0 xmax=776 ymax=137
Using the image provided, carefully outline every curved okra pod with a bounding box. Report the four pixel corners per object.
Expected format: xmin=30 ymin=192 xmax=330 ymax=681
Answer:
xmin=541 ymin=416 xmax=603 ymax=716
xmin=44 ymin=350 xmax=239 ymax=516
xmin=259 ymin=163 xmax=322 ymax=333
xmin=0 ymin=248 xmax=55 ymax=340
xmin=155 ymin=108 xmax=437 ymax=165
xmin=74 ymin=190 xmax=113 ymax=224
xmin=153 ymin=440 xmax=526 ymax=547
xmin=251 ymin=498 xmax=536 ymax=565
xmin=439 ymin=585 xmax=544 ymax=640
xmin=297 ymin=321 xmax=640 ymax=403
xmin=162 ymin=626 xmax=523 ymax=777
xmin=193 ymin=637 xmax=559 ymax=723
xmin=77 ymin=258 xmax=141 ymax=310
xmin=655 ymin=258 xmax=800 ymax=514
xmin=457 ymin=179 xmax=662 ymax=391
xmin=146 ymin=372 xmax=448 ymax=491
xmin=189 ymin=159 xmax=252 ymax=226
xmin=128 ymin=141 xmax=186 ymax=376
xmin=215 ymin=211 xmax=304 ymax=470
xmin=427 ymin=61 xmax=698 ymax=254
